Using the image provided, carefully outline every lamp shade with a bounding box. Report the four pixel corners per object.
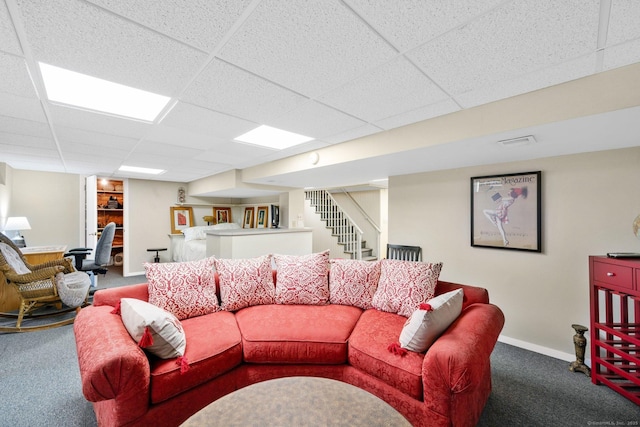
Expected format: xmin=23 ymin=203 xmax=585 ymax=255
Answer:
xmin=3 ymin=216 xmax=31 ymax=231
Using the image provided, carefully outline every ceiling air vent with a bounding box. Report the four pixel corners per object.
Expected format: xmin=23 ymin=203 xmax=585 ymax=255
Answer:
xmin=497 ymin=135 xmax=536 ymax=147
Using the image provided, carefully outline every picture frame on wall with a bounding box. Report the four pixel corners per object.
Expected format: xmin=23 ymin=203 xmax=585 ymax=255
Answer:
xmin=170 ymin=206 xmax=194 ymax=234
xmin=256 ymin=206 xmax=269 ymax=228
xmin=243 ymin=207 xmax=254 ymax=228
xmin=213 ymin=207 xmax=232 ymax=224
xmin=470 ymin=171 xmax=541 ymax=252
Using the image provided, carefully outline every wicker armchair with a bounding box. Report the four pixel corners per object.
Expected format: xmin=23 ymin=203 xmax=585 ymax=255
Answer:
xmin=0 ymin=233 xmax=89 ymax=331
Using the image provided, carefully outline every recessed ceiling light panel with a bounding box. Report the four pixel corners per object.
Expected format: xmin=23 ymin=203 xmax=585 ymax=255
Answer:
xmin=39 ymin=62 xmax=170 ymax=122
xmin=234 ymin=125 xmax=314 ymax=150
xmin=118 ymin=165 xmax=165 ymax=175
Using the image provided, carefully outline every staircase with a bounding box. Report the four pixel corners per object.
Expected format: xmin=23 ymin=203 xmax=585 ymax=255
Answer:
xmin=305 ymin=190 xmax=376 ymax=261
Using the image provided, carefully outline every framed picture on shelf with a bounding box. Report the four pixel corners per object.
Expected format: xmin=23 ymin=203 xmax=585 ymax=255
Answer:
xmin=214 ymin=207 xmax=232 ymax=224
xmin=170 ymin=206 xmax=194 ymax=234
xmin=256 ymin=206 xmax=269 ymax=228
xmin=243 ymin=207 xmax=254 ymax=228
xmin=470 ymin=171 xmax=541 ymax=252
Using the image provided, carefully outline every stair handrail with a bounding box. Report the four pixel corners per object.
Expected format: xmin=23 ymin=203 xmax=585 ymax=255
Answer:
xmin=337 ymin=188 xmax=381 ymax=259
xmin=305 ymin=189 xmax=363 ymax=259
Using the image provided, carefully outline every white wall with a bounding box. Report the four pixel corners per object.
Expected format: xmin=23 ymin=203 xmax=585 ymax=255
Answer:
xmin=389 ymin=147 xmax=640 ymax=360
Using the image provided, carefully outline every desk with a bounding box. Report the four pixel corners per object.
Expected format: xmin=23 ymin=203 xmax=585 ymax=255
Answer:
xmin=21 ymin=245 xmax=67 ymax=265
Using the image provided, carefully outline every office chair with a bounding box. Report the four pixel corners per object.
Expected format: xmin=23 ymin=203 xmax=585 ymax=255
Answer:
xmin=66 ymin=222 xmax=116 ymax=275
xmin=386 ymin=244 xmax=422 ymax=261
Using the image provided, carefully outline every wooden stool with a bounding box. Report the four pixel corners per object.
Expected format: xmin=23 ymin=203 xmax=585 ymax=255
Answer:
xmin=147 ymin=248 xmax=167 ymax=263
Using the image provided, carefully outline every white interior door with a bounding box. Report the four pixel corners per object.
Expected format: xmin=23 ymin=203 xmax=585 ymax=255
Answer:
xmin=85 ymin=175 xmax=98 ymax=249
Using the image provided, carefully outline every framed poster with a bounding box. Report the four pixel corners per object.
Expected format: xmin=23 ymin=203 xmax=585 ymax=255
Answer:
xmin=471 ymin=171 xmax=541 ymax=252
xmin=243 ymin=207 xmax=254 ymax=228
xmin=170 ymin=206 xmax=194 ymax=234
xmin=256 ymin=206 xmax=269 ymax=228
xmin=213 ymin=207 xmax=232 ymax=224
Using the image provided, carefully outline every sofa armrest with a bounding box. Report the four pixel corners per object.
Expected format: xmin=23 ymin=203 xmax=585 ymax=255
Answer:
xmin=93 ymin=282 xmax=149 ymax=306
xmin=74 ymin=305 xmax=151 ymax=424
xmin=422 ymin=303 xmax=505 ymax=427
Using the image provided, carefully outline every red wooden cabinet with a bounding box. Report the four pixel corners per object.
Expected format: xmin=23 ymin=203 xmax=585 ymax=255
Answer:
xmin=589 ymin=256 xmax=640 ymax=405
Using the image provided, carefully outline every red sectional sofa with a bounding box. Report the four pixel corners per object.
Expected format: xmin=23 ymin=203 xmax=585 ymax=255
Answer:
xmin=74 ymin=277 xmax=504 ymax=427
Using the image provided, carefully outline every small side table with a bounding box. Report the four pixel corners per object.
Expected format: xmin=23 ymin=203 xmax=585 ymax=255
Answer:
xmin=147 ymin=248 xmax=167 ymax=263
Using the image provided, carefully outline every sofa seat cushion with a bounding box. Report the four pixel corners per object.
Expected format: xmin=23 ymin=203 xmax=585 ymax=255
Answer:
xmin=236 ymin=304 xmax=362 ymax=364
xmin=349 ymin=309 xmax=425 ymax=400
xmin=149 ymin=311 xmax=242 ymax=404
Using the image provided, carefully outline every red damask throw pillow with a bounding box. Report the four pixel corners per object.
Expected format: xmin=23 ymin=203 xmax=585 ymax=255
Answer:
xmin=146 ymin=257 xmax=219 ymax=320
xmin=274 ymin=250 xmax=330 ymax=305
xmin=372 ymin=259 xmax=443 ymax=317
xmin=329 ymin=259 xmax=381 ymax=309
xmin=214 ymin=255 xmax=275 ymax=311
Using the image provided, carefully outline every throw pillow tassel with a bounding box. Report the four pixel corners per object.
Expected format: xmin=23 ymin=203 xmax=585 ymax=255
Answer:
xmin=419 ymin=303 xmax=433 ymax=311
xmin=177 ymin=356 xmax=190 ymax=374
xmin=387 ymin=342 xmax=408 ymax=356
xmin=110 ymin=300 xmax=121 ymax=315
xmin=138 ymin=327 xmax=154 ymax=348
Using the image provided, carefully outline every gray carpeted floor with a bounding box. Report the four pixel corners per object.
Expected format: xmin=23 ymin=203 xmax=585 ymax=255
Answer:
xmin=1 ymin=268 xmax=638 ymax=426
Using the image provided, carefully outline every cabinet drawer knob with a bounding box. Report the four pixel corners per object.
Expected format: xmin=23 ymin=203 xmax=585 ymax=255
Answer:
xmin=607 ymin=272 xmax=615 ymax=277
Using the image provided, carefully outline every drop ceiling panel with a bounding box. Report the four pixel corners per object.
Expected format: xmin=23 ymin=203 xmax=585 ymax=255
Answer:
xmin=161 ymin=102 xmax=256 ymax=140
xmin=373 ymin=99 xmax=461 ymax=131
xmin=345 ymin=0 xmax=505 ymax=52
xmin=86 ymin=0 xmax=253 ymax=53
xmin=0 ymin=52 xmax=38 ymax=98
xmin=603 ymin=39 xmax=640 ymax=71
xmin=321 ymin=124 xmax=382 ymax=145
xmin=0 ymin=131 xmax=57 ymax=150
xmin=456 ymin=53 xmax=597 ymax=109
xmin=268 ymin=100 xmax=367 ymax=140
xmin=48 ymin=105 xmax=151 ymax=139
xmin=408 ymin=0 xmax=600 ymax=95
xmin=15 ymin=0 xmax=207 ymax=95
xmin=0 ymin=116 xmax=51 ymax=139
xmin=0 ymin=93 xmax=47 ymax=123
xmin=55 ymin=126 xmax=139 ymax=152
xmin=607 ymin=0 xmax=640 ymax=45
xmin=318 ymin=57 xmax=449 ymax=123
xmin=181 ymin=59 xmax=308 ymax=124
xmin=131 ymin=140 xmax=205 ymax=160
xmin=143 ymin=124 xmax=220 ymax=150
xmin=0 ymin=1 xmax=22 ymax=55
xmin=198 ymin=141 xmax=274 ymax=165
xmin=218 ymin=0 xmax=397 ymax=98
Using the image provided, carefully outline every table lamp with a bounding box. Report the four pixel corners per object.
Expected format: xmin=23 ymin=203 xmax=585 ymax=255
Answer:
xmin=3 ymin=216 xmax=31 ymax=248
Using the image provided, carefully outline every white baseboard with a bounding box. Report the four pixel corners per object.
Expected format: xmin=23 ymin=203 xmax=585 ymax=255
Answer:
xmin=498 ymin=335 xmax=589 ymax=365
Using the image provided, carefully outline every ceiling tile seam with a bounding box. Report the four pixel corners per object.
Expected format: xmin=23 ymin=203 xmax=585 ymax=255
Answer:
xmin=339 ymin=0 xmax=401 ymax=54
xmin=152 ymin=0 xmax=264 ymax=127
xmin=595 ymin=0 xmax=612 ymax=72
xmin=4 ymin=0 xmax=69 ymax=172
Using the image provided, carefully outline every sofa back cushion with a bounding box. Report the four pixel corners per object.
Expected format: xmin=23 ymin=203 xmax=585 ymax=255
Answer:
xmin=372 ymin=259 xmax=442 ymax=317
xmin=274 ymin=250 xmax=330 ymax=305
xmin=329 ymin=259 xmax=381 ymax=309
xmin=146 ymin=257 xmax=219 ymax=320
xmin=214 ymin=255 xmax=275 ymax=311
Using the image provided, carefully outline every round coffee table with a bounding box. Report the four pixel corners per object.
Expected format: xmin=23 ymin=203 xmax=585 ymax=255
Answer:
xmin=181 ymin=377 xmax=411 ymax=426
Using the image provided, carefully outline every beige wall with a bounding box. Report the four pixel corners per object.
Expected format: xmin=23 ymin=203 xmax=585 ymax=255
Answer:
xmin=7 ymin=169 xmax=83 ymax=248
xmin=389 ymin=146 xmax=640 ymax=360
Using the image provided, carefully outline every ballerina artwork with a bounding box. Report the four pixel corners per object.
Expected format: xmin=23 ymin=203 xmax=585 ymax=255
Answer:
xmin=483 ymin=187 xmax=528 ymax=247
xmin=471 ymin=171 xmax=541 ymax=252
